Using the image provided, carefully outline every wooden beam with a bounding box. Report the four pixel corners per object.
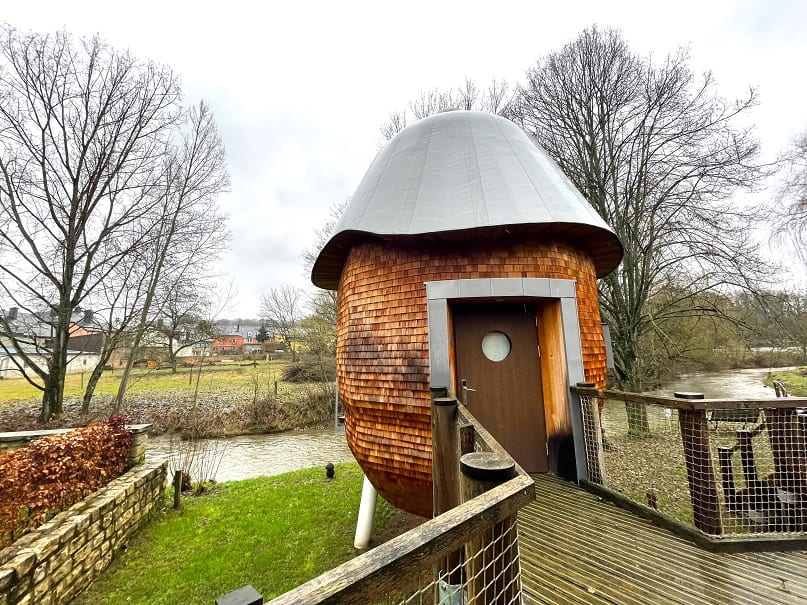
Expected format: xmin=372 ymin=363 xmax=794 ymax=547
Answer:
xmin=266 ymin=475 xmax=535 ymax=605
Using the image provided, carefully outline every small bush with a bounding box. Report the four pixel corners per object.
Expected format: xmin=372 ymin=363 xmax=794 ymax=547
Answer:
xmin=282 ymin=356 xmax=336 ymax=383
xmin=0 ymin=417 xmax=132 ymax=548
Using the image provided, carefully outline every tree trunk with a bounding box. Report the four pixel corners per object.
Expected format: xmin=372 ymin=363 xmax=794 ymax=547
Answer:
xmin=115 ymin=349 xmax=138 ymax=413
xmin=611 ymin=324 xmax=652 ymax=437
xmin=41 ymin=310 xmax=70 ymax=421
xmin=82 ymin=342 xmax=116 ymax=414
xmin=81 ymin=364 xmax=107 ymax=414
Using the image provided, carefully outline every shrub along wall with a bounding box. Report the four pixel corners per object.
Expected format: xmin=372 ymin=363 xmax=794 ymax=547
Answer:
xmin=0 ymin=458 xmax=166 ymax=605
xmin=0 ymin=418 xmax=133 ymax=548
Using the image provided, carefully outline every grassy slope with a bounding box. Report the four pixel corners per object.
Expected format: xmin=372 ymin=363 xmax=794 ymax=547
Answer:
xmin=0 ymin=360 xmax=290 ymax=407
xmin=766 ymin=368 xmax=807 ymax=395
xmin=72 ymin=463 xmax=420 ymax=604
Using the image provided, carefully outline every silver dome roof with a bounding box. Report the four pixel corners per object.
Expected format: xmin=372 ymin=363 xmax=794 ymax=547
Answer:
xmin=312 ymin=111 xmax=622 ymax=289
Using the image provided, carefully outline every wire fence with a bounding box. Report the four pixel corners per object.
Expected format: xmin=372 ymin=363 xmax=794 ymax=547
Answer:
xmin=374 ymin=519 xmax=523 ymax=605
xmin=577 ymin=387 xmax=807 ymax=539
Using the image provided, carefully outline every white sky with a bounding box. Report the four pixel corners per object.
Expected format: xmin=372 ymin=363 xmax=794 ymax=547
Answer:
xmin=4 ymin=0 xmax=806 ymax=318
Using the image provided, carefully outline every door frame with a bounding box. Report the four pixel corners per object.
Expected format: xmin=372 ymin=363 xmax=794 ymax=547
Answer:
xmin=425 ymin=277 xmax=589 ymax=481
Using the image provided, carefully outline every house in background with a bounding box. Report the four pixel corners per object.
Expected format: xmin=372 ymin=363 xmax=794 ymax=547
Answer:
xmin=0 ymin=346 xmax=100 ymax=379
xmin=1 ymin=307 xmax=104 ymax=378
xmin=211 ymin=323 xmax=263 ymax=356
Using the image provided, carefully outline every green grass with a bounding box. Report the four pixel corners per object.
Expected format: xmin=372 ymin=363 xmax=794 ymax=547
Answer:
xmin=72 ymin=463 xmax=420 ymax=604
xmin=0 ymin=359 xmax=291 ymax=406
xmin=766 ymin=368 xmax=807 ymax=396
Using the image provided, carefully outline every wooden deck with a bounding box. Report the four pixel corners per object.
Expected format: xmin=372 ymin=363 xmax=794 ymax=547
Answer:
xmin=519 ymin=475 xmax=807 ymax=604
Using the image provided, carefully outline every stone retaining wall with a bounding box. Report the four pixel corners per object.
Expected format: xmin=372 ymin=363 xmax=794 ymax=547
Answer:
xmin=0 ymin=458 xmax=166 ymax=605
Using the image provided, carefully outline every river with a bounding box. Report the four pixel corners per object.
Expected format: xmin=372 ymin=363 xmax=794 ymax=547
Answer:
xmin=654 ymin=366 xmax=791 ymax=398
xmin=147 ymin=366 xmax=791 ymax=483
xmin=147 ymin=428 xmax=355 ymax=483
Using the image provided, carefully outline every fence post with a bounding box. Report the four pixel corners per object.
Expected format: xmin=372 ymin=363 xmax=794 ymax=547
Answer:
xmin=736 ymin=429 xmax=760 ymax=493
xmin=432 ymin=392 xmax=462 ymax=587
xmin=459 ymin=423 xmax=475 ymax=455
xmin=675 ymin=392 xmax=722 ymax=535
xmin=461 ymin=452 xmax=518 ymax=605
xmin=576 ymin=382 xmax=604 ymax=484
xmin=173 ymin=470 xmax=182 ymax=509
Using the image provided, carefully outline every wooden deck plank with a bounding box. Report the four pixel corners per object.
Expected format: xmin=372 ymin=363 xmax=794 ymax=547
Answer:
xmin=522 ymin=488 xmax=803 ymax=604
xmin=518 ymin=475 xmax=807 ymax=605
xmin=523 ymin=477 xmax=807 ymax=604
xmin=526 ymin=476 xmax=807 ymax=600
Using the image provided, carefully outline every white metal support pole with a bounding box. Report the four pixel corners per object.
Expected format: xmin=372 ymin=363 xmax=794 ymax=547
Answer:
xmin=353 ymin=474 xmax=377 ymax=549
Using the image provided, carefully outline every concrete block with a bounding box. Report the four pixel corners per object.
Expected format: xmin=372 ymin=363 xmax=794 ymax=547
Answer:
xmin=489 ymin=278 xmax=524 ymax=297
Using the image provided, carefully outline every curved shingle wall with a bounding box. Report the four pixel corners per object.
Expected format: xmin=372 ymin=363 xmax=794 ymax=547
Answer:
xmin=338 ymin=239 xmax=607 ymax=517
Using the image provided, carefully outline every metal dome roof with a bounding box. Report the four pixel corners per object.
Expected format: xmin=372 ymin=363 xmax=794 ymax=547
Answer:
xmin=312 ymin=110 xmax=623 ymax=289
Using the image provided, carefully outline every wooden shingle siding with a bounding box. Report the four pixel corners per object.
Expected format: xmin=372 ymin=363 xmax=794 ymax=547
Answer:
xmin=338 ymin=239 xmax=608 ymax=517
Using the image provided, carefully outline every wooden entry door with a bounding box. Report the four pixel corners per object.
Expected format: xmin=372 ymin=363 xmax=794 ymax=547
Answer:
xmin=453 ymin=303 xmax=548 ymax=472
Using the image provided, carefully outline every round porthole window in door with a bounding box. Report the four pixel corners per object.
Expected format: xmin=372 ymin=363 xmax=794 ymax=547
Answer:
xmin=481 ymin=331 xmax=511 ymax=362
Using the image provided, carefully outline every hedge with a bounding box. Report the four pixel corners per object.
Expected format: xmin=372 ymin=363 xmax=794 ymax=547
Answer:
xmin=0 ymin=417 xmax=132 ymax=548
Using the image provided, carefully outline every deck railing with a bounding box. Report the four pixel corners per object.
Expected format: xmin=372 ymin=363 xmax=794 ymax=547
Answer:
xmin=571 ymin=384 xmax=807 ymax=549
xmin=266 ymin=389 xmax=535 ymax=604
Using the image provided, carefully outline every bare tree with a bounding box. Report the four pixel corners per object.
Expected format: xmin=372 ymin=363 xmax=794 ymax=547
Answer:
xmin=379 ymin=77 xmax=517 ymax=140
xmin=260 ymin=286 xmax=304 ymax=361
xmin=152 ymin=279 xmax=211 ymax=373
xmin=113 ymin=101 xmax=229 ymax=409
xmin=302 ymin=197 xmax=350 ymax=276
xmin=512 ymin=26 xmax=771 ymax=394
xmin=0 ymin=25 xmax=183 ymax=421
xmin=776 ymin=131 xmax=807 ymax=260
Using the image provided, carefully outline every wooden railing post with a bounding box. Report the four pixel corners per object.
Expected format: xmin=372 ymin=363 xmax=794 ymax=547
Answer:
xmin=461 ymin=452 xmax=518 ymax=604
xmin=173 ymin=470 xmax=182 ymax=510
xmin=736 ymin=429 xmax=760 ymax=493
xmin=676 ymin=392 xmax=722 ymax=535
xmin=432 ymin=391 xmax=462 ymax=587
xmin=459 ymin=423 xmax=475 ymax=455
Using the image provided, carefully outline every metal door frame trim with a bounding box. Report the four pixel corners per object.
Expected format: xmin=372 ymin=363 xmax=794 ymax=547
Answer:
xmin=424 ymin=277 xmax=588 ymax=481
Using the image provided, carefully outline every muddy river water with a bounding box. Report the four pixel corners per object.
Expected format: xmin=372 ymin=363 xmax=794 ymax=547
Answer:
xmin=148 ymin=429 xmax=355 ymax=482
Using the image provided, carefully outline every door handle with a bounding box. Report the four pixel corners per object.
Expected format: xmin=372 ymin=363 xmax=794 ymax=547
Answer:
xmin=461 ymin=380 xmax=476 ymax=404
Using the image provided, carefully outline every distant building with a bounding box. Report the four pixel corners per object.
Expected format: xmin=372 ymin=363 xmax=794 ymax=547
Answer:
xmin=0 ymin=347 xmax=100 ymax=379
xmin=211 ymin=322 xmax=264 ymax=355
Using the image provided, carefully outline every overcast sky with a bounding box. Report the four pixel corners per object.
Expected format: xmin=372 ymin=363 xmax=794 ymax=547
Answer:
xmin=5 ymin=1 xmax=806 ymax=318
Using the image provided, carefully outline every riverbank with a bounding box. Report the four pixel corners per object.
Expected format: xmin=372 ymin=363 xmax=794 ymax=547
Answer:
xmin=0 ymin=386 xmax=333 ymax=436
xmin=764 ymin=367 xmax=807 ymax=396
xmin=0 ymin=360 xmax=336 ymax=437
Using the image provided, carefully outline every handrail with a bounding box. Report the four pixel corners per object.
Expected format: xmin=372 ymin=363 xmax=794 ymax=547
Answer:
xmin=268 ymin=474 xmax=533 ymax=604
xmin=570 ymin=386 xmax=807 ymax=411
xmin=266 ymin=391 xmax=536 ymax=604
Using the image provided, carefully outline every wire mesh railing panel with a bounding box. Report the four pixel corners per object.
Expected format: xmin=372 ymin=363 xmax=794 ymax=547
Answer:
xmin=374 ymin=519 xmax=524 ymax=605
xmin=579 ymin=393 xmax=604 ymax=485
xmin=598 ymin=399 xmax=695 ymax=524
xmin=576 ymin=386 xmax=807 ymax=540
xmin=714 ymin=408 xmax=807 ymax=536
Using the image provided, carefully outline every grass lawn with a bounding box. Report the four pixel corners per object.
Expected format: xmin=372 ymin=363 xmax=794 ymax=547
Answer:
xmin=766 ymin=368 xmax=807 ymax=396
xmin=0 ymin=359 xmax=291 ymax=407
xmin=72 ymin=463 xmax=421 ymax=604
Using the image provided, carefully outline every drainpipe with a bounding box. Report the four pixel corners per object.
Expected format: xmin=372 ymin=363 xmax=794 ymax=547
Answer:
xmin=353 ymin=475 xmax=377 ymax=549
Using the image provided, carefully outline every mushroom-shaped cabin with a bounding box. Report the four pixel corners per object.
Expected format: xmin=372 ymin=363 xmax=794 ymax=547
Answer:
xmin=312 ymin=111 xmax=622 ymax=518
